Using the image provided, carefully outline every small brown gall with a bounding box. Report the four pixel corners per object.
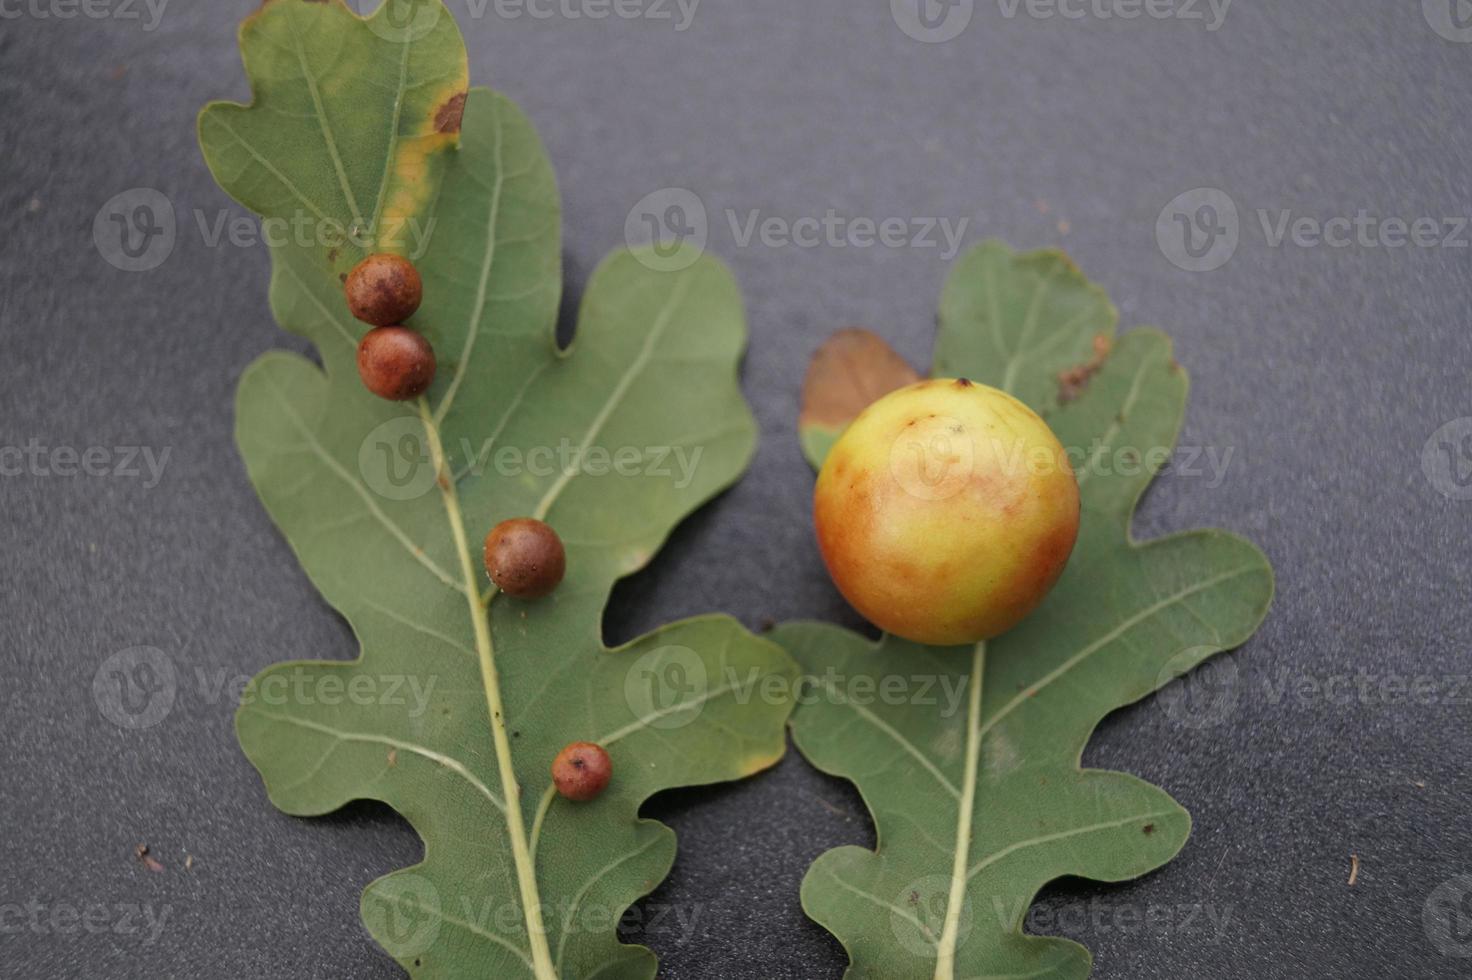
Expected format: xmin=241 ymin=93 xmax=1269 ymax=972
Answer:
xmin=345 ymin=253 xmax=423 ymax=327
xmin=357 ymin=326 xmax=437 ymax=401
xmin=552 ymin=742 xmax=611 ymax=802
xmin=484 ymin=518 xmax=566 ymax=599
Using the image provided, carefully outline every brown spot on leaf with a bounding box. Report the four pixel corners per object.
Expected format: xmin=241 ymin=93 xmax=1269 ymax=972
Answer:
xmin=1057 ymin=334 xmax=1113 ymax=404
xmin=435 ymin=92 xmax=468 ymax=134
xmin=1143 ymin=823 xmax=1156 ymax=836
xmin=801 ymin=328 xmax=921 ymax=432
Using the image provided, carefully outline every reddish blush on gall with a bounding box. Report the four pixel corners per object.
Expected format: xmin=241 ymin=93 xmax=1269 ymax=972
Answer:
xmin=484 ymin=518 xmax=566 ymax=599
xmin=552 ymin=742 xmax=611 ymax=802
xmin=345 ymin=253 xmax=423 ymax=327
xmin=357 ymin=326 xmax=437 ymax=401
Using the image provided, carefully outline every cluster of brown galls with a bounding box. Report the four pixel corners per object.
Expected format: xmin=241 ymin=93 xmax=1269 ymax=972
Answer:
xmin=345 ymin=254 xmax=613 ymax=804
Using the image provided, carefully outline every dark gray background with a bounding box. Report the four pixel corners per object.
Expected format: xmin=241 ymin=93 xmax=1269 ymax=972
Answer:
xmin=3 ymin=1 xmax=1470 ymax=977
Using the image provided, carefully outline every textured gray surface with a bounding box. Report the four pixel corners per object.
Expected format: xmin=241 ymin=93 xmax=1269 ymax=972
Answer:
xmin=2 ymin=1 xmax=1471 ymax=978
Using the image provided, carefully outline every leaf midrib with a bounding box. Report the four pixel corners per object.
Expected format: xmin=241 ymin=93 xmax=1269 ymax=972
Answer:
xmin=416 ymin=402 xmax=558 ymax=980
xmin=933 ymin=641 xmax=985 ymax=980
xmin=289 ymin=4 xmax=367 ymax=233
xmin=366 ymin=20 xmax=417 ymax=245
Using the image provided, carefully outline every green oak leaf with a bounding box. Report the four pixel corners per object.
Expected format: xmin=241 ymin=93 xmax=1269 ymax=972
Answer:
xmin=200 ymin=4 xmax=796 ymax=978
xmin=199 ymin=0 xmax=470 ymax=271
xmin=775 ymin=242 xmax=1274 ymax=979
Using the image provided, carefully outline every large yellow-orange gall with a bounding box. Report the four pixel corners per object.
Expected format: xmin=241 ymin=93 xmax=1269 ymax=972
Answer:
xmin=813 ymin=378 xmax=1080 ymax=646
